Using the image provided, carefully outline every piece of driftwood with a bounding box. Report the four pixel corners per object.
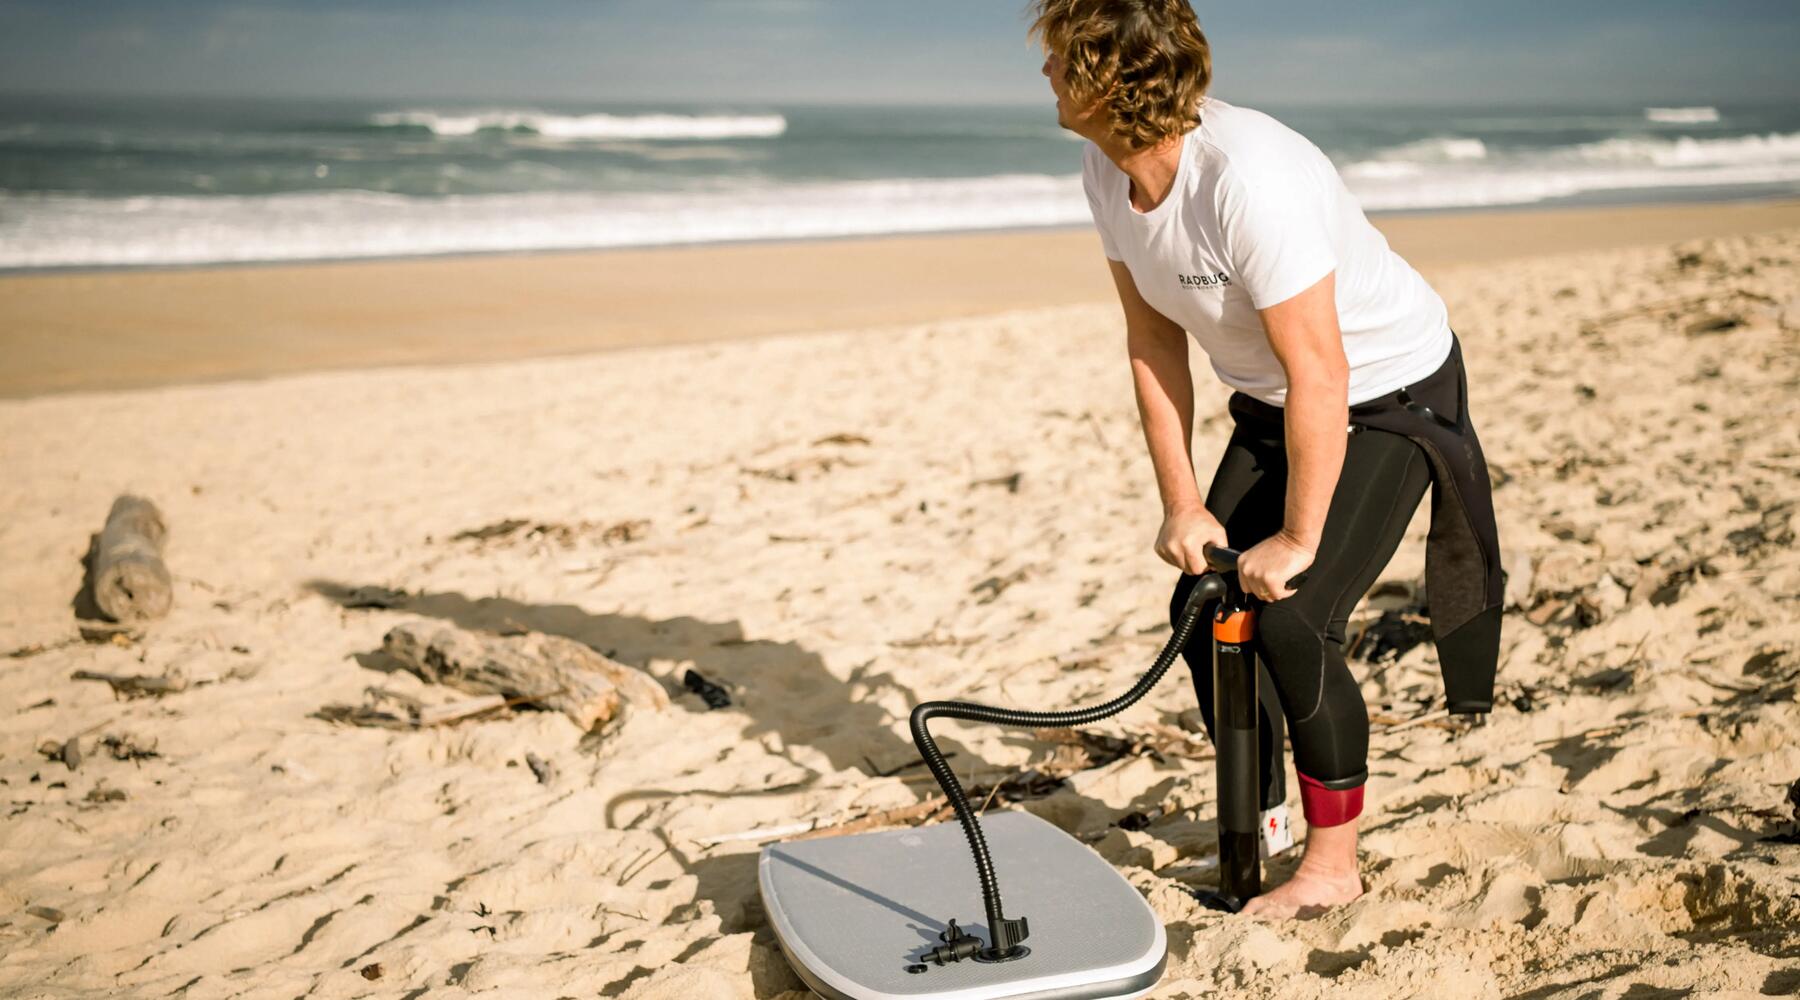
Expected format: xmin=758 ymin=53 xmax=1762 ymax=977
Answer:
xmin=314 ymin=690 xmax=511 ymax=730
xmin=1371 ymin=708 xmax=1455 ymax=733
xmin=417 ymin=694 xmax=509 ymax=726
xmin=795 ymin=799 xmax=949 ymax=841
xmin=381 ymin=622 xmax=668 ymax=731
xmin=314 ymin=702 xmax=410 ymax=730
xmin=77 ymin=622 xmax=142 ymax=645
xmin=90 ymin=496 xmax=172 ymax=623
xmin=8 ymin=637 xmax=80 ymax=659
xmin=98 ymin=734 xmax=160 ymax=762
xmin=71 ymin=669 xmax=188 ymax=698
xmin=697 ymin=820 xmax=817 ymax=846
xmin=697 ymin=798 xmax=947 ymax=847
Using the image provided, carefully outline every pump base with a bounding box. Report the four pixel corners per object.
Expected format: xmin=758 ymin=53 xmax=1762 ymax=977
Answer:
xmin=1191 ymin=888 xmax=1250 ymax=914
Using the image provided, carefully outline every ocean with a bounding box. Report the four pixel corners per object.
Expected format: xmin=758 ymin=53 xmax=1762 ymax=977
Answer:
xmin=2 ymin=96 xmax=1797 ymax=270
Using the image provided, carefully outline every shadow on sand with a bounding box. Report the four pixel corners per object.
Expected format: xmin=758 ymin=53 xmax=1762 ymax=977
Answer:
xmin=306 ymin=579 xmax=1214 ymax=994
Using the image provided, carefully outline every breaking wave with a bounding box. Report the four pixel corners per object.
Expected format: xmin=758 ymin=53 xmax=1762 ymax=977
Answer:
xmin=365 ymin=109 xmax=788 ymax=140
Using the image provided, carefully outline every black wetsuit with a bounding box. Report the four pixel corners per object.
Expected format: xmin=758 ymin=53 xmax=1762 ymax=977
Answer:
xmin=1169 ymin=334 xmax=1501 ymax=826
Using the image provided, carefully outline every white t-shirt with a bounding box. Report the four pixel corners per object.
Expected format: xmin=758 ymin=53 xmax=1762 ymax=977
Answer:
xmin=1082 ymin=96 xmax=1451 ymax=406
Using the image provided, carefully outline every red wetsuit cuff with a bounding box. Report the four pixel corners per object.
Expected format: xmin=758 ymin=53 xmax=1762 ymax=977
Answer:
xmin=1297 ymin=771 xmax=1365 ymax=828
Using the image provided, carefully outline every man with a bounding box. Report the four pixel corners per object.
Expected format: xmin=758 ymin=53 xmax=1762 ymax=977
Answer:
xmin=1032 ymin=0 xmax=1504 ymax=918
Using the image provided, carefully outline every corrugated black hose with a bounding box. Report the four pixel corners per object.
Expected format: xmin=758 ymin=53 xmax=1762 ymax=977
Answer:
xmin=908 ymin=565 xmax=1234 ymax=962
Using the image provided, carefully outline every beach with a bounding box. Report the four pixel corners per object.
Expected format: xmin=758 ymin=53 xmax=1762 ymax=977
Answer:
xmin=5 ymin=199 xmax=1800 ymax=398
xmin=3 ymin=202 xmax=1799 ymax=999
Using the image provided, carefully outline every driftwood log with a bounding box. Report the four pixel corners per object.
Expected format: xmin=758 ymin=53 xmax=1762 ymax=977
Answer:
xmin=381 ymin=622 xmax=668 ymax=731
xmin=90 ymin=496 xmax=172 ymax=623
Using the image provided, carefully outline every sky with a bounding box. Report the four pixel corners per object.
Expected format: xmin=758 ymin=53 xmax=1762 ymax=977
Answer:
xmin=0 ymin=0 xmax=1796 ymax=107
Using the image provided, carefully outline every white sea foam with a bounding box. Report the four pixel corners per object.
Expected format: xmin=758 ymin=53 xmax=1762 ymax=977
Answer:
xmin=0 ymin=174 xmax=1087 ymax=269
xmin=1341 ymin=161 xmax=1425 ymax=181
xmin=1337 ymin=130 xmax=1800 ymax=211
xmin=9 ymin=126 xmax=1800 ymax=268
xmin=593 ymin=142 xmax=766 ymax=163
xmin=1391 ymin=137 xmax=1490 ymax=161
xmin=1340 ymin=137 xmax=1487 ymax=181
xmin=367 ymin=109 xmax=788 ymax=140
xmin=1645 ymin=106 xmax=1721 ymax=124
xmin=1573 ymin=130 xmax=1800 ymax=167
xmin=1345 ymin=160 xmax=1800 ymax=212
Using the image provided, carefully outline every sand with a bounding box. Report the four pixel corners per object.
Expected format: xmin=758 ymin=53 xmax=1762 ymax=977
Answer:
xmin=2 ymin=210 xmax=1799 ymax=999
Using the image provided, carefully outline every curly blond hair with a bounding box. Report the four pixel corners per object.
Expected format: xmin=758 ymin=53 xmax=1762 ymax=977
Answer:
xmin=1029 ymin=0 xmax=1212 ymax=151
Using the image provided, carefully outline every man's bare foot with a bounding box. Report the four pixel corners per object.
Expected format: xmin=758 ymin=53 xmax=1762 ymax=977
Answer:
xmin=1238 ymin=863 xmax=1363 ymax=919
xmin=1239 ymin=818 xmax=1364 ymax=919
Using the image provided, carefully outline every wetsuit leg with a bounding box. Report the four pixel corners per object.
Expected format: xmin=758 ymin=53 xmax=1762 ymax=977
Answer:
xmin=1255 ymin=424 xmax=1431 ymax=826
xmin=1170 ymin=417 xmax=1432 ymax=827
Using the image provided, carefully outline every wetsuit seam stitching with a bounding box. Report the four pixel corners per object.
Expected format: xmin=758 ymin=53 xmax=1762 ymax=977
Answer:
xmin=1289 ymin=441 xmax=1423 ymax=726
xmin=1292 ymin=639 xmax=1328 ymax=724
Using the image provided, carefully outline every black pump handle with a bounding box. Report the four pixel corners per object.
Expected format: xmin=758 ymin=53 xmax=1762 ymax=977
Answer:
xmin=1201 ymin=544 xmax=1243 ymax=573
xmin=1199 ymin=543 xmax=1310 ymax=593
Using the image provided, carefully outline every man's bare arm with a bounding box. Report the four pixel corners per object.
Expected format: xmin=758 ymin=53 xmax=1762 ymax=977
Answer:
xmin=1259 ymin=271 xmax=1349 ymax=552
xmin=1109 ymin=259 xmax=1229 ymax=573
xmin=1112 ymin=259 xmax=1199 ymax=512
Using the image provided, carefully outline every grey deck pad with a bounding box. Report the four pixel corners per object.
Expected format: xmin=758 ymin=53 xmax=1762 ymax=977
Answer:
xmin=759 ymin=810 xmax=1166 ymax=1000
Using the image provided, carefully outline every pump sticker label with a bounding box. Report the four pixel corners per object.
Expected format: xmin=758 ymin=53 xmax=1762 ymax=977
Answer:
xmin=1259 ymin=804 xmax=1294 ymax=857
